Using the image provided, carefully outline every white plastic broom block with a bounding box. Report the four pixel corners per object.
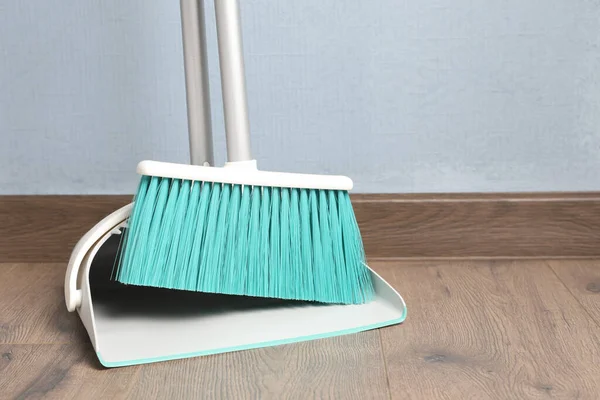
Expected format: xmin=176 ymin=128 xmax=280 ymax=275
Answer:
xmin=137 ymin=160 xmax=354 ymax=191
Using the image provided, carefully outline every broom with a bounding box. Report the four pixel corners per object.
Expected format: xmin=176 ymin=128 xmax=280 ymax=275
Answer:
xmin=113 ymin=0 xmax=374 ymax=305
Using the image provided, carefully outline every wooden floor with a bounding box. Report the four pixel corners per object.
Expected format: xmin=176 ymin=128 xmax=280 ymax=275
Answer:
xmin=1 ymin=260 xmax=599 ymax=399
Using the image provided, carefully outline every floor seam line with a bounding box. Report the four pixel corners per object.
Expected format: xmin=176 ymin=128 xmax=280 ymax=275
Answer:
xmin=377 ymin=330 xmax=393 ymax=400
xmin=546 ymin=261 xmax=600 ymax=329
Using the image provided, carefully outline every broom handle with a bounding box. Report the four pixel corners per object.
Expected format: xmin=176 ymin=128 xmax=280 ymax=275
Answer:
xmin=181 ymin=0 xmax=214 ymax=166
xmin=215 ymin=0 xmax=253 ymax=163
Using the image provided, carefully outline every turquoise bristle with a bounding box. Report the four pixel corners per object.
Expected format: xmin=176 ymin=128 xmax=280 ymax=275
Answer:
xmin=150 ymin=179 xmax=181 ymax=287
xmin=299 ymin=189 xmax=315 ymax=299
xmin=246 ymin=186 xmax=262 ymax=296
xmin=162 ymin=179 xmax=190 ymax=287
xmin=288 ymin=188 xmax=302 ymax=297
xmin=328 ymin=190 xmax=349 ymax=303
xmin=279 ymin=188 xmax=292 ymax=296
xmin=198 ymin=182 xmax=225 ymax=291
xmin=173 ymin=180 xmax=200 ymax=288
xmin=269 ymin=187 xmax=281 ymax=298
xmin=224 ymin=185 xmax=249 ymax=294
xmin=185 ymin=182 xmax=212 ymax=288
xmin=258 ymin=187 xmax=272 ymax=297
xmin=318 ymin=189 xmax=336 ymax=301
xmin=114 ymin=176 xmax=375 ymax=305
xmin=140 ymin=177 xmax=171 ymax=282
xmin=308 ymin=190 xmax=324 ymax=299
xmin=222 ymin=184 xmax=241 ymax=292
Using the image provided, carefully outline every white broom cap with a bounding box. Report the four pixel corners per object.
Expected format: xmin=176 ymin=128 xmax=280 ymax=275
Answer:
xmin=137 ymin=160 xmax=353 ymax=191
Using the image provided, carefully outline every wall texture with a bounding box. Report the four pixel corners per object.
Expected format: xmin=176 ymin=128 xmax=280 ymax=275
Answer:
xmin=1 ymin=0 xmax=599 ymax=194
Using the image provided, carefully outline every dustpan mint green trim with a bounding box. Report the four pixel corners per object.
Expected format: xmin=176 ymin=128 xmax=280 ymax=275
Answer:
xmin=97 ymin=310 xmax=407 ymax=368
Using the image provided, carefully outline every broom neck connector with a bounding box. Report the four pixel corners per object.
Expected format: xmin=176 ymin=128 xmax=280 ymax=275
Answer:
xmin=224 ymin=160 xmax=258 ymax=170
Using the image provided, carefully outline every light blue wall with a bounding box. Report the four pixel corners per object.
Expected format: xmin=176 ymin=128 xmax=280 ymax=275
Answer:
xmin=2 ymin=1 xmax=599 ymax=194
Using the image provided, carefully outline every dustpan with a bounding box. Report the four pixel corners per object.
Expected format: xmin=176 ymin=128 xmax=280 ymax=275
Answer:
xmin=64 ymin=0 xmax=406 ymax=367
xmin=65 ymin=203 xmax=406 ymax=367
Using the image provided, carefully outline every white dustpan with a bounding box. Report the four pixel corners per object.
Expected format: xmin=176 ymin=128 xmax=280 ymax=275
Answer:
xmin=65 ymin=203 xmax=406 ymax=367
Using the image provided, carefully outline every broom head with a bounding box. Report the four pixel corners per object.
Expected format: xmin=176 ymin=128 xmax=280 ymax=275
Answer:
xmin=113 ymin=160 xmax=374 ymax=305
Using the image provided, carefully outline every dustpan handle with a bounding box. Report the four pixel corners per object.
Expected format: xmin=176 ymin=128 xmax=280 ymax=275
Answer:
xmin=215 ymin=0 xmax=253 ymax=163
xmin=65 ymin=204 xmax=133 ymax=312
xmin=181 ymin=0 xmax=214 ymax=166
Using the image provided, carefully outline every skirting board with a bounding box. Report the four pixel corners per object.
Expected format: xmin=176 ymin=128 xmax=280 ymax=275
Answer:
xmin=1 ymin=193 xmax=600 ymax=262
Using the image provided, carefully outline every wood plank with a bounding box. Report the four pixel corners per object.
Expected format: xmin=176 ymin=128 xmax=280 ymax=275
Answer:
xmin=548 ymin=259 xmax=600 ymax=327
xmin=3 ymin=193 xmax=600 ymax=262
xmin=0 ymin=195 xmax=131 ymax=263
xmin=0 ymin=336 xmax=388 ymax=400
xmin=0 ymin=344 xmax=87 ymax=399
xmin=72 ymin=360 xmax=140 ymax=400
xmin=128 ymin=332 xmax=389 ymax=399
xmin=374 ymin=260 xmax=600 ymax=399
xmin=0 ymin=264 xmax=87 ymax=344
xmin=0 ymin=343 xmax=140 ymax=399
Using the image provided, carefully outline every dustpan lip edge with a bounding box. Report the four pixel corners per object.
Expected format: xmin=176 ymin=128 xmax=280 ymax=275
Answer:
xmin=96 ymin=310 xmax=407 ymax=368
